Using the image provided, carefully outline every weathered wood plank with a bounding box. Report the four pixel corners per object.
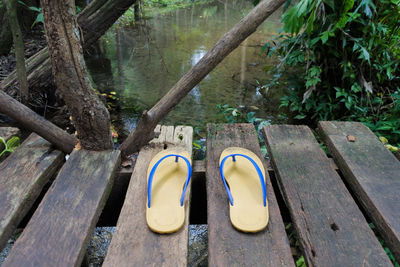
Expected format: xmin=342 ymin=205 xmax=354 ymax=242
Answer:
xmin=0 ymin=133 xmax=63 ymax=250
xmin=103 ymin=126 xmax=193 ymax=267
xmin=0 ymin=127 xmax=20 ymax=141
xmin=318 ymin=121 xmax=400 ymax=261
xmin=0 ymin=127 xmax=20 ymax=152
xmin=165 ymin=125 xmax=175 ymax=143
xmin=149 ymin=124 xmax=162 ymax=144
xmin=206 ymin=123 xmax=294 ymax=267
xmin=2 ymin=149 xmax=120 ymax=267
xmin=263 ymin=125 xmax=392 ymax=267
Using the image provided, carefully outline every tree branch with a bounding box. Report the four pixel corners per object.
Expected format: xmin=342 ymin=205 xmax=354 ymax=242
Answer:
xmin=119 ymin=0 xmax=285 ymax=157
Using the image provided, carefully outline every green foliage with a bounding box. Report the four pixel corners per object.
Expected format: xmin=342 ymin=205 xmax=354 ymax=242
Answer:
xmin=18 ymin=1 xmax=82 ymax=28
xmin=296 ymin=256 xmax=306 ymax=267
xmin=285 ymin=222 xmax=307 ymax=267
xmin=18 ymin=0 xmax=43 ymax=28
xmin=216 ymin=104 xmax=271 ymax=156
xmin=0 ymin=136 xmax=20 ymax=157
xmin=266 ymin=0 xmax=400 ymax=148
xmin=216 ymin=104 xmax=271 ymax=132
xmin=369 ymin=223 xmax=400 ymax=266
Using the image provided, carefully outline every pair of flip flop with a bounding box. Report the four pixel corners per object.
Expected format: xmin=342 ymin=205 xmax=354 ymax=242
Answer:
xmin=146 ymin=147 xmax=268 ymax=234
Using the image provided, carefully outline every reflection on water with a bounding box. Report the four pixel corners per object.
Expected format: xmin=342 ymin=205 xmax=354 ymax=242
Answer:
xmin=87 ymin=0 xmax=285 ymax=133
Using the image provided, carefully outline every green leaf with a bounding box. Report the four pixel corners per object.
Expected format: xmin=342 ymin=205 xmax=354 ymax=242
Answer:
xmin=6 ymin=136 xmax=20 ymax=152
xmin=0 ymin=137 xmax=6 ymax=147
xmin=28 ymin=6 xmax=41 ymax=12
xmin=376 ymin=125 xmax=393 ymax=131
xmin=193 ymin=142 xmax=202 ymax=149
xmin=296 ymin=256 xmax=306 ymax=267
xmin=294 ymin=114 xmax=307 ymax=120
xmin=360 ymin=46 xmax=370 ymax=62
xmin=36 ymin=13 xmax=44 ymax=23
xmin=320 ymin=31 xmax=330 ymax=44
xmin=18 ymin=0 xmax=29 ymax=7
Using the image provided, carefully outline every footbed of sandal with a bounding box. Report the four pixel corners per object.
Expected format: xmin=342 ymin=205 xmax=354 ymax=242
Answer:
xmin=219 ymin=147 xmax=269 ymax=232
xmin=146 ymin=148 xmax=191 ymax=234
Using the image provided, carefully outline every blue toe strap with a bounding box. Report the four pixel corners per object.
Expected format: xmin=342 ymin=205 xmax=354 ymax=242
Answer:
xmin=219 ymin=153 xmax=267 ymax=207
xmin=147 ymin=154 xmax=192 ymax=208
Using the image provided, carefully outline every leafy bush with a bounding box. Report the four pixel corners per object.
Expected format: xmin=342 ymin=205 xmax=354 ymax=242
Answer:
xmin=265 ymin=0 xmax=400 ymax=147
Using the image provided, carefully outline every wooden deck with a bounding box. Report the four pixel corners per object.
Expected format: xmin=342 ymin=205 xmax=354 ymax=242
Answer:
xmin=0 ymin=122 xmax=399 ymax=266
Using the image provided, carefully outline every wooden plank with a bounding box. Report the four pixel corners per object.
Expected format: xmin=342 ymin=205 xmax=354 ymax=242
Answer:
xmin=2 ymin=149 xmax=120 ymax=267
xmin=263 ymin=125 xmax=392 ymax=267
xmin=0 ymin=133 xmax=63 ymax=250
xmin=206 ymin=123 xmax=294 ymax=266
xmin=0 ymin=127 xmax=20 ymax=152
xmin=103 ymin=126 xmax=193 ymax=267
xmin=149 ymin=124 xmax=162 ymax=143
xmin=165 ymin=125 xmax=174 ymax=143
xmin=318 ymin=121 xmax=400 ymax=261
xmin=0 ymin=127 xmax=20 ymax=141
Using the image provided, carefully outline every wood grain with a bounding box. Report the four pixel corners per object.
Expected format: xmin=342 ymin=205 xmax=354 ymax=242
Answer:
xmin=103 ymin=126 xmax=193 ymax=267
xmin=206 ymin=123 xmax=294 ymax=267
xmin=2 ymin=149 xmax=120 ymax=267
xmin=263 ymin=125 xmax=392 ymax=267
xmin=0 ymin=133 xmax=63 ymax=250
xmin=318 ymin=121 xmax=400 ymax=261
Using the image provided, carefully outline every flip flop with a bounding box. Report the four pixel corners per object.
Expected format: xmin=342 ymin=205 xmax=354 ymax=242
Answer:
xmin=146 ymin=148 xmax=192 ymax=234
xmin=219 ymin=147 xmax=268 ymax=232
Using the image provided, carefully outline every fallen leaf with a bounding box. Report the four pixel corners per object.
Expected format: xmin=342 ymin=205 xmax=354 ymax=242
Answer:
xmin=347 ymin=135 xmax=356 ymax=142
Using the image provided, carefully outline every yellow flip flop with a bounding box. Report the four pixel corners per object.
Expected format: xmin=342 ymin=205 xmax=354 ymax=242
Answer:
xmin=146 ymin=149 xmax=192 ymax=234
xmin=219 ymin=147 xmax=268 ymax=232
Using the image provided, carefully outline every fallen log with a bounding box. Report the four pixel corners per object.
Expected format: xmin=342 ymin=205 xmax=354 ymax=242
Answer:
xmin=0 ymin=90 xmax=75 ymax=153
xmin=0 ymin=0 xmax=137 ymax=93
xmin=118 ymin=0 xmax=285 ymax=157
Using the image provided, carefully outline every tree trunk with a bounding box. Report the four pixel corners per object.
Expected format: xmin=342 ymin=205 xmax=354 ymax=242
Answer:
xmin=118 ymin=0 xmax=285 ymax=157
xmin=0 ymin=90 xmax=75 ymax=153
xmin=0 ymin=4 xmax=13 ymax=56
xmin=0 ymin=0 xmax=138 ymax=93
xmin=4 ymin=0 xmax=29 ymax=103
xmin=41 ymin=0 xmax=113 ymax=151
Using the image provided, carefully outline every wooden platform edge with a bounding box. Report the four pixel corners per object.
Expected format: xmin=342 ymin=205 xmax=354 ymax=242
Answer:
xmin=0 ymin=133 xmax=64 ymax=250
xmin=2 ymin=149 xmax=120 ymax=267
xmin=318 ymin=121 xmax=400 ymax=261
xmin=102 ymin=126 xmax=193 ymax=267
xmin=206 ymin=123 xmax=294 ymax=267
xmin=263 ymin=124 xmax=392 ymax=267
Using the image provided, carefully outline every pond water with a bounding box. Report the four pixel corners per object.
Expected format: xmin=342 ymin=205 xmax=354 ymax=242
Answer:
xmin=86 ymin=0 xmax=286 ymax=135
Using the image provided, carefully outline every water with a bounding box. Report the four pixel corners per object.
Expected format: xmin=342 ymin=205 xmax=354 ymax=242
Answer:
xmin=86 ymin=0 xmax=285 ymax=134
xmin=1 ymin=3 xmax=285 ymax=266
